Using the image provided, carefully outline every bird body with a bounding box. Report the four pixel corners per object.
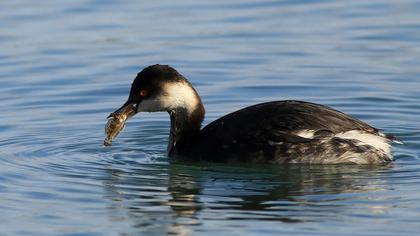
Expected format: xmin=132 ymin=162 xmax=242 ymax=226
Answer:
xmin=106 ymin=65 xmax=400 ymax=164
xmin=186 ymin=101 xmax=394 ymax=164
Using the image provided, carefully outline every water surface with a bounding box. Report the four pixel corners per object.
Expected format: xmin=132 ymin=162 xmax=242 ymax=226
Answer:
xmin=1 ymin=0 xmax=420 ymax=235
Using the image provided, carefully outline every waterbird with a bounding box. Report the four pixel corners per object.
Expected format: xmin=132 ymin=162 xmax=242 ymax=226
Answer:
xmin=108 ymin=64 xmax=401 ymax=164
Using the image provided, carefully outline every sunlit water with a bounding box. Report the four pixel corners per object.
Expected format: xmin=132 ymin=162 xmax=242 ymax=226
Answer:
xmin=1 ymin=1 xmax=420 ymax=235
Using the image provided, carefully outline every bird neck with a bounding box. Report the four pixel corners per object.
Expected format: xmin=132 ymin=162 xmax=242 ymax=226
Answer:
xmin=167 ymin=102 xmax=205 ymax=156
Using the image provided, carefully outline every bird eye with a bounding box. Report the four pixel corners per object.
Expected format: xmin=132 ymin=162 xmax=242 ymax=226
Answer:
xmin=140 ymin=90 xmax=148 ymax=97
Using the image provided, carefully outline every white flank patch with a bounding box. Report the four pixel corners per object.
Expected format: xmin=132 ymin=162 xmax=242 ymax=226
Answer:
xmin=334 ymin=130 xmax=391 ymax=157
xmin=295 ymin=129 xmax=316 ymax=138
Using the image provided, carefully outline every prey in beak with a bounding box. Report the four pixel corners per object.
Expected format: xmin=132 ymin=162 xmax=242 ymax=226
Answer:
xmin=104 ymin=101 xmax=137 ymax=146
xmin=107 ymin=100 xmax=138 ymax=119
xmin=103 ymin=64 xmax=201 ymax=147
xmin=103 ymin=82 xmax=151 ymax=146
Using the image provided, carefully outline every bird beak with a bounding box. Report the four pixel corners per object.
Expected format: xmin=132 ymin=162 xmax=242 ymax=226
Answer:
xmin=107 ymin=100 xmax=137 ymax=119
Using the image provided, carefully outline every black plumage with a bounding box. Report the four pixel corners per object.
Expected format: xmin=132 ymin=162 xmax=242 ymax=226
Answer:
xmin=186 ymin=101 xmax=390 ymax=163
xmin=109 ymin=65 xmax=398 ymax=164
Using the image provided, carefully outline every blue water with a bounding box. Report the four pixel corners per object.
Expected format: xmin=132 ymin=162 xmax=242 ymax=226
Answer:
xmin=1 ymin=1 xmax=420 ymax=235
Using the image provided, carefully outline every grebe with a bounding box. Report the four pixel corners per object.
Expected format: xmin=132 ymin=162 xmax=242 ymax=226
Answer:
xmin=108 ymin=64 xmax=401 ymax=164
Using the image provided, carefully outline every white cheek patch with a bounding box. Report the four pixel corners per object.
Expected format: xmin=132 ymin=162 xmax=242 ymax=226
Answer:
xmin=160 ymin=82 xmax=199 ymax=112
xmin=137 ymin=99 xmax=165 ymax=112
xmin=137 ymin=82 xmax=199 ymax=113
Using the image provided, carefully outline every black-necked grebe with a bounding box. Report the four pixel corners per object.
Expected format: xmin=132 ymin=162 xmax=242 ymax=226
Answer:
xmin=107 ymin=64 xmax=401 ymax=164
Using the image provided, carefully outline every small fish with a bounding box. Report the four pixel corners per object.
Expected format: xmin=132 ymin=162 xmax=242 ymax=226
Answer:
xmin=104 ymin=105 xmax=136 ymax=146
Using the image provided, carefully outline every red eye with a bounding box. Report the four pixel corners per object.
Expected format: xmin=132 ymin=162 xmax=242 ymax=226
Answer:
xmin=140 ymin=90 xmax=148 ymax=97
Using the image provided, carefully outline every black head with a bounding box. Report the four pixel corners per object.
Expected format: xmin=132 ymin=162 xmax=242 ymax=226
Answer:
xmin=128 ymin=64 xmax=186 ymax=102
xmin=111 ymin=64 xmax=203 ymax=116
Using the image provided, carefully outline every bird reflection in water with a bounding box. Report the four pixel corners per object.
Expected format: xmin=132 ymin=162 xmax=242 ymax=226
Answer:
xmin=102 ymin=160 xmax=392 ymax=235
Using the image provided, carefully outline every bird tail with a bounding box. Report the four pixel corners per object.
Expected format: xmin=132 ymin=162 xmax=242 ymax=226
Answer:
xmin=385 ymin=134 xmax=403 ymax=144
xmin=378 ymin=131 xmax=403 ymax=144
